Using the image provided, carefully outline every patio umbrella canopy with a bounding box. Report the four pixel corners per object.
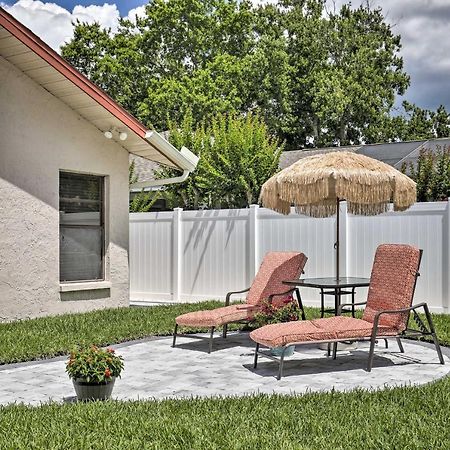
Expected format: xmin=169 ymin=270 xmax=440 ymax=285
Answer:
xmin=260 ymin=151 xmax=417 ymax=278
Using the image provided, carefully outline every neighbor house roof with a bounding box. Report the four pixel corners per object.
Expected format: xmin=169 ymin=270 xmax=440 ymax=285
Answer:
xmin=279 ymin=146 xmax=360 ymax=169
xmin=0 ymin=7 xmax=197 ymax=172
xmin=280 ymin=138 xmax=450 ymax=170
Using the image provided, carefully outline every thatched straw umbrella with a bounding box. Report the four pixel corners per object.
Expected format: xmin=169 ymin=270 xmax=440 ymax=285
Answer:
xmin=260 ymin=151 xmax=417 ymax=279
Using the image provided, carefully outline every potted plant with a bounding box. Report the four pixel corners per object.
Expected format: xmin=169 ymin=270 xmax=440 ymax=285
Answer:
xmin=251 ymin=296 xmax=302 ymax=356
xmin=66 ymin=345 xmax=124 ymax=401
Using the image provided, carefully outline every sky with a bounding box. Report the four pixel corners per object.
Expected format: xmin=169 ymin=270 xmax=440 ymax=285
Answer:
xmin=1 ymin=0 xmax=450 ymax=114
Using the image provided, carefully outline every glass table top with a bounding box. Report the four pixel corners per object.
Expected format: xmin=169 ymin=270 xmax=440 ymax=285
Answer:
xmin=283 ymin=277 xmax=370 ymax=288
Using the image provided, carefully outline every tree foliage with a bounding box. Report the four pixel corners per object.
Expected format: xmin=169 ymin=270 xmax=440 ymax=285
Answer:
xmin=129 ymin=160 xmax=162 ymax=212
xmin=403 ymin=146 xmax=450 ymax=202
xmin=158 ymin=112 xmax=282 ymax=209
xmin=61 ymin=0 xmax=418 ymax=149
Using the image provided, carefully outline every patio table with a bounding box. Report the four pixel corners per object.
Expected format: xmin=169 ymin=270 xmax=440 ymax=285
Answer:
xmin=283 ymin=277 xmax=370 ymax=317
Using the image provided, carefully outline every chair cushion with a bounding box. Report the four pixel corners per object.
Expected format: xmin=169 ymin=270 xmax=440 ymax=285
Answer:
xmin=249 ymin=316 xmax=397 ymax=348
xmin=176 ymin=304 xmax=260 ymax=328
xmin=246 ymin=252 xmax=307 ymax=306
xmin=362 ymin=244 xmax=421 ymax=331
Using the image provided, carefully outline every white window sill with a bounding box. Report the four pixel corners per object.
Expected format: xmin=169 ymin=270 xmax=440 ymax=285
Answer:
xmin=59 ymin=281 xmax=111 ymax=292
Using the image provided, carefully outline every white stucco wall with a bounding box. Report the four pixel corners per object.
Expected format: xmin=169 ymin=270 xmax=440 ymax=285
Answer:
xmin=0 ymin=56 xmax=130 ymax=321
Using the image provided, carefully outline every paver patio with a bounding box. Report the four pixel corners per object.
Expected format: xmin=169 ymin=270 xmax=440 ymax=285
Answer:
xmin=0 ymin=333 xmax=448 ymax=406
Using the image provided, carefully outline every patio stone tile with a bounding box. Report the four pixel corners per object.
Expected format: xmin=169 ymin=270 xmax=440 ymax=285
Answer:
xmin=0 ymin=333 xmax=449 ymax=405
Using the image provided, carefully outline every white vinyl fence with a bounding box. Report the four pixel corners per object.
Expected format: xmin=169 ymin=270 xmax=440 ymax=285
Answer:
xmin=130 ymin=201 xmax=450 ymax=313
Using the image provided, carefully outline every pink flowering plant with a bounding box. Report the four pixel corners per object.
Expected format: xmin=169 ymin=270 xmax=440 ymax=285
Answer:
xmin=251 ymin=295 xmax=301 ymax=328
xmin=66 ymin=345 xmax=124 ymax=384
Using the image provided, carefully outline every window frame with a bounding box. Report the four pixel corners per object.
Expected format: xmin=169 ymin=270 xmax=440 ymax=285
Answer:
xmin=59 ymin=171 xmax=105 ymax=283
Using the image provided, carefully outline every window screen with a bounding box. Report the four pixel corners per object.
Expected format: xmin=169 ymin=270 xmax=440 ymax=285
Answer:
xmin=59 ymin=172 xmax=104 ymax=282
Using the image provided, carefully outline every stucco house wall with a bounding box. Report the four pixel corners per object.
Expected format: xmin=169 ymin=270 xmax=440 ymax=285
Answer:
xmin=0 ymin=56 xmax=130 ymax=320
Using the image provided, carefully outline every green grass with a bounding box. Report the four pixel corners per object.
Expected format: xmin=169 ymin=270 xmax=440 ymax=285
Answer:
xmin=0 ymin=302 xmax=224 ymax=364
xmin=0 ymin=303 xmax=450 ymax=449
xmin=1 ymin=378 xmax=450 ymax=449
xmin=0 ymin=303 xmax=448 ymax=364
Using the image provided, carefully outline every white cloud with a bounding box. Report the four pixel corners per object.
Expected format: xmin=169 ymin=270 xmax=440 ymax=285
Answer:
xmin=2 ymin=0 xmax=120 ymax=52
xmin=126 ymin=4 xmax=146 ymax=23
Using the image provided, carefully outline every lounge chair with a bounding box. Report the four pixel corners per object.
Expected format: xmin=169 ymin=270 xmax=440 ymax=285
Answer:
xmin=173 ymin=251 xmax=308 ymax=353
xmin=250 ymin=244 xmax=445 ymax=379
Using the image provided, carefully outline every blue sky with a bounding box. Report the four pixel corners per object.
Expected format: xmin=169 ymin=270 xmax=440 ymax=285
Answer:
xmin=52 ymin=0 xmax=146 ymax=16
xmin=3 ymin=0 xmax=146 ymax=16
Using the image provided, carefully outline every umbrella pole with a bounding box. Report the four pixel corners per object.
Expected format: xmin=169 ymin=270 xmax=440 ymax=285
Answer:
xmin=336 ymin=198 xmax=340 ymax=281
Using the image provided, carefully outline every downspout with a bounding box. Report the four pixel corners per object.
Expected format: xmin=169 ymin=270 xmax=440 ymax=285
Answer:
xmin=130 ymin=131 xmax=200 ymax=190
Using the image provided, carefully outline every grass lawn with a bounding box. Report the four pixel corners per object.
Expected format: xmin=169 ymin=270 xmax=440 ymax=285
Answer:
xmin=0 ymin=303 xmax=449 ymax=449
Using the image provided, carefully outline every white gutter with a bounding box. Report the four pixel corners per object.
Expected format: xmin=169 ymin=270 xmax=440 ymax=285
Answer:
xmin=145 ymin=131 xmax=199 ymax=172
xmin=130 ymin=131 xmax=199 ymax=190
xmin=130 ymin=169 xmax=191 ymax=190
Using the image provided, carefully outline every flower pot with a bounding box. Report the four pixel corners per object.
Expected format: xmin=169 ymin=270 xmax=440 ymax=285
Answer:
xmin=270 ymin=345 xmax=295 ymax=357
xmin=72 ymin=377 xmax=116 ymax=401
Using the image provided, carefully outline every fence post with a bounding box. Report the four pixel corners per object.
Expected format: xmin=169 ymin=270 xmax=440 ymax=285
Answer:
xmin=249 ymin=204 xmax=260 ymax=279
xmin=172 ymin=207 xmax=183 ymax=302
xmin=445 ymin=199 xmax=450 ymax=312
xmin=339 ymin=201 xmax=348 ymax=277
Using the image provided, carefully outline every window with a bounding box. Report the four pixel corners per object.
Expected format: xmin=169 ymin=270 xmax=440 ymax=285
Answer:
xmin=59 ymin=172 xmax=104 ymax=282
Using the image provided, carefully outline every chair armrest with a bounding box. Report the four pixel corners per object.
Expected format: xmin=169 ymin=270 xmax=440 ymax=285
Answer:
xmin=373 ymin=302 xmax=427 ymax=319
xmin=336 ymin=301 xmax=367 ymax=316
xmin=267 ymin=289 xmax=296 ymax=302
xmin=225 ymin=288 xmax=250 ymax=306
xmin=371 ymin=303 xmax=429 ymax=336
xmin=235 ymin=304 xmax=259 ymax=310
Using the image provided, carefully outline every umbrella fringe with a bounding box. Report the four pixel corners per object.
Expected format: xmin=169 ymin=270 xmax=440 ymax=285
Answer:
xmin=259 ymin=151 xmax=417 ymax=217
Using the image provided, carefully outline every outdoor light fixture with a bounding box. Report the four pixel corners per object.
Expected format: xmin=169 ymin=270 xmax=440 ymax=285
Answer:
xmin=103 ymin=128 xmax=128 ymax=141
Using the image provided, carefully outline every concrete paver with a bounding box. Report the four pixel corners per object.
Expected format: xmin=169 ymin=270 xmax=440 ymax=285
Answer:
xmin=0 ymin=332 xmax=448 ymax=406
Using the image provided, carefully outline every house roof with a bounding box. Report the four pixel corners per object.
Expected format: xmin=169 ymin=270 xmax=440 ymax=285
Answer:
xmin=0 ymin=7 xmax=197 ymax=172
xmin=281 ymin=138 xmax=450 ymax=170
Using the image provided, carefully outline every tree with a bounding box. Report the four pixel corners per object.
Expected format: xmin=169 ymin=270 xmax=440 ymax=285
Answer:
xmin=62 ymin=0 xmax=290 ymax=134
xmin=278 ymin=0 xmax=409 ymax=147
xmin=377 ymin=102 xmax=450 ymax=143
xmin=61 ymin=0 xmax=410 ymax=148
xmin=403 ymin=146 xmax=450 ymax=202
xmin=158 ymin=112 xmax=282 ymax=209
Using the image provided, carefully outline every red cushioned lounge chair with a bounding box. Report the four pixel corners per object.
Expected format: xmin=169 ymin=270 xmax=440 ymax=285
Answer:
xmin=250 ymin=244 xmax=445 ymax=379
xmin=173 ymin=251 xmax=308 ymax=353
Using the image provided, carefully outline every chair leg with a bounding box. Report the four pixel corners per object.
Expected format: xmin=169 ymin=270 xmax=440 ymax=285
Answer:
xmin=295 ymin=288 xmax=306 ymax=320
xmin=367 ymin=336 xmax=377 ymax=372
xmin=423 ymin=304 xmax=445 ymax=365
xmin=208 ymin=327 xmax=215 ymax=354
xmin=222 ymin=324 xmax=228 ymax=339
xmin=277 ymin=348 xmax=287 ymax=380
xmin=351 ymin=287 xmax=356 ymax=318
xmin=320 ymin=289 xmax=325 ymax=318
xmin=253 ymin=343 xmax=260 ymax=369
xmin=172 ymin=324 xmax=178 ymax=348
xmin=384 ymin=338 xmax=389 ymax=349
xmin=432 ymin=333 xmax=445 ymax=365
xmin=332 ymin=342 xmax=338 ymax=360
xmin=396 ymin=337 xmax=404 ymax=353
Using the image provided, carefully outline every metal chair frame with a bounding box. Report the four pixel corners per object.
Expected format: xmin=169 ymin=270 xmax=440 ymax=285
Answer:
xmin=172 ymin=287 xmax=305 ymax=353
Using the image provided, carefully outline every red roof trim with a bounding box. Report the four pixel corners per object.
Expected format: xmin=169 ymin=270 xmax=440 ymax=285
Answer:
xmin=0 ymin=7 xmax=147 ymax=138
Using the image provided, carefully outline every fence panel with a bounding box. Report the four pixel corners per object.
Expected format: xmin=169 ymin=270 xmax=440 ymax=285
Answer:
xmin=348 ymin=202 xmax=447 ymax=311
xmin=129 ymin=212 xmax=173 ymax=301
xmin=181 ymin=209 xmax=251 ymax=300
xmin=130 ymin=201 xmax=450 ymax=313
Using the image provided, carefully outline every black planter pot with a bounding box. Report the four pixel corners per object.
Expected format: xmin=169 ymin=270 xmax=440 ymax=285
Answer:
xmin=72 ymin=377 xmax=116 ymax=401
